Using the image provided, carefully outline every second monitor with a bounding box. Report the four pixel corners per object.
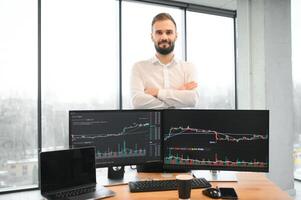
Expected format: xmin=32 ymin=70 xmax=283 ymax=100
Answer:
xmin=162 ymin=109 xmax=269 ymax=173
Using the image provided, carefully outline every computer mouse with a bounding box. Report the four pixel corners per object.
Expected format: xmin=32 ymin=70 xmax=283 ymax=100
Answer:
xmin=202 ymin=187 xmax=221 ymax=199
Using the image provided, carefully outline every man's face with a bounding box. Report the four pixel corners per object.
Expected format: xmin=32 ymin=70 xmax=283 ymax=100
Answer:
xmin=151 ymin=19 xmax=177 ymax=55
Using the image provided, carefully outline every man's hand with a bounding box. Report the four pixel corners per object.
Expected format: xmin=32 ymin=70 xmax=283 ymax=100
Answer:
xmin=178 ymin=81 xmax=198 ymax=90
xmin=145 ymin=88 xmax=159 ymax=97
xmin=144 ymin=82 xmax=197 ymax=97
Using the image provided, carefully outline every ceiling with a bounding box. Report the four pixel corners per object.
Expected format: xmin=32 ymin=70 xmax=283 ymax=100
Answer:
xmin=171 ymin=0 xmax=237 ymax=10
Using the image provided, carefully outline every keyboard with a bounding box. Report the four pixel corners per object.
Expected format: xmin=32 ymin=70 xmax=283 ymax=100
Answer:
xmin=129 ymin=178 xmax=211 ymax=193
xmin=55 ymin=186 xmax=95 ymax=199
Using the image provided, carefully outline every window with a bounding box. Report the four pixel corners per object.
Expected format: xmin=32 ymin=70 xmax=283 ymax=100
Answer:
xmin=121 ymin=2 xmax=235 ymax=109
xmin=41 ymin=0 xmax=119 ymax=150
xmin=121 ymin=1 xmax=184 ymax=109
xmin=0 ymin=0 xmax=236 ymax=193
xmin=186 ymin=11 xmax=236 ymax=109
xmin=0 ymin=0 xmax=38 ymax=192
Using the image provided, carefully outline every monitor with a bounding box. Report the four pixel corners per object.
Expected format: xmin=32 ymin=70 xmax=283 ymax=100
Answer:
xmin=162 ymin=110 xmax=269 ymax=173
xmin=69 ymin=110 xmax=162 ymax=172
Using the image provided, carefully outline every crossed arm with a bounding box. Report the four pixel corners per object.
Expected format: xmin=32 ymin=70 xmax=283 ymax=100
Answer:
xmin=143 ymin=81 xmax=199 ymax=108
xmin=144 ymin=81 xmax=198 ymax=97
xmin=131 ymin=75 xmax=199 ymax=109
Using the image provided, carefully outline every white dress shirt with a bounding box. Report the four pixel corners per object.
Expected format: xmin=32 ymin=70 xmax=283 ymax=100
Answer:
xmin=130 ymin=56 xmax=199 ymax=109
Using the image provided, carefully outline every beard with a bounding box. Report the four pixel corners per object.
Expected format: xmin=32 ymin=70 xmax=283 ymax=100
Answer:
xmin=154 ymin=40 xmax=175 ymax=55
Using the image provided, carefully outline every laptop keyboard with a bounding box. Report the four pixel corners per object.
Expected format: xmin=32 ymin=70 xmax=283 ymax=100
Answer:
xmin=55 ymin=186 xmax=95 ymax=199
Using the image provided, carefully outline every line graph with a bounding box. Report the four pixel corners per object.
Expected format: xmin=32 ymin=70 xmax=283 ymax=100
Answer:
xmin=164 ymin=126 xmax=268 ymax=143
xmin=72 ymin=122 xmax=152 ymax=143
xmin=163 ymin=126 xmax=268 ymax=170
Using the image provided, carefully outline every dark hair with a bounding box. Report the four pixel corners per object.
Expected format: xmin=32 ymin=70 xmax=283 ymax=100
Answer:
xmin=151 ymin=13 xmax=177 ymax=30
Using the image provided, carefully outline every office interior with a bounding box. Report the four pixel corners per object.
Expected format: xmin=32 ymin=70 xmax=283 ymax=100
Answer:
xmin=0 ymin=0 xmax=299 ymax=199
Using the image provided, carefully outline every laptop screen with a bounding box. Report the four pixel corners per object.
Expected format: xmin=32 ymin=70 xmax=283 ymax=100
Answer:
xmin=40 ymin=147 xmax=96 ymax=194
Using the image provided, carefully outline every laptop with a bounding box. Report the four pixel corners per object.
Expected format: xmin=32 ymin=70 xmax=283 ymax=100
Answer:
xmin=40 ymin=147 xmax=115 ymax=200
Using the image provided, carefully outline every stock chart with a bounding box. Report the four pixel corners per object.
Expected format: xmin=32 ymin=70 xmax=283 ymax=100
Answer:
xmin=70 ymin=111 xmax=161 ymax=166
xmin=163 ymin=110 xmax=269 ymax=172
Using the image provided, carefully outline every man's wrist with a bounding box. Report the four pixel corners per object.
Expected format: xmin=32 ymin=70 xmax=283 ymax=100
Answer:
xmin=144 ymin=88 xmax=159 ymax=97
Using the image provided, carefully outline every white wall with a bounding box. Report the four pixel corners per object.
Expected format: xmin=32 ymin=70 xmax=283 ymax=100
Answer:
xmin=237 ymin=0 xmax=294 ymax=195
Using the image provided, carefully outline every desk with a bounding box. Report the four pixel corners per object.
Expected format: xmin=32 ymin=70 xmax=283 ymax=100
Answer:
xmin=106 ymin=172 xmax=292 ymax=200
xmin=0 ymin=172 xmax=292 ymax=200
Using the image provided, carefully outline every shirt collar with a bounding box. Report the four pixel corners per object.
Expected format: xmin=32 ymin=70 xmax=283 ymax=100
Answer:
xmin=151 ymin=55 xmax=179 ymax=66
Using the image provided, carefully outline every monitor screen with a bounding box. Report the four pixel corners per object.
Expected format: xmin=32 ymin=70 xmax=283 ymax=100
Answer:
xmin=162 ymin=110 xmax=269 ymax=172
xmin=69 ymin=110 xmax=162 ymax=167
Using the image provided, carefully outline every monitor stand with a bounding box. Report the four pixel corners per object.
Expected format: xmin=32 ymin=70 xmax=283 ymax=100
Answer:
xmin=137 ymin=162 xmax=189 ymax=173
xmin=192 ymin=170 xmax=237 ymax=182
xmin=136 ymin=162 xmax=163 ymax=172
xmin=96 ymin=166 xmax=140 ymax=186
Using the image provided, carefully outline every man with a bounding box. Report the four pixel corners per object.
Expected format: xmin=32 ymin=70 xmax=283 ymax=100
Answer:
xmin=130 ymin=12 xmax=199 ymax=109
